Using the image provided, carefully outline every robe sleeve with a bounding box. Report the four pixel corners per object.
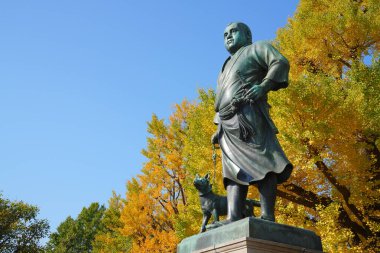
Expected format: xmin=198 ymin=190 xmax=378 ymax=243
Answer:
xmin=253 ymin=41 xmax=290 ymax=90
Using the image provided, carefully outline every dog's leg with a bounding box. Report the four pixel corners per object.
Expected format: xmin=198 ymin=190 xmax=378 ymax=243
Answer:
xmin=200 ymin=212 xmax=211 ymax=233
xmin=212 ymin=209 xmax=219 ymax=223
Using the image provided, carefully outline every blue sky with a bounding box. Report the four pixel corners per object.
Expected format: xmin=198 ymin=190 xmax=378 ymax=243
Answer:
xmin=0 ymin=0 xmax=299 ymax=235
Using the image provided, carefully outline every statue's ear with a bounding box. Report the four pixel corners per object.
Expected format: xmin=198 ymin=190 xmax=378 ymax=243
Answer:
xmin=205 ymin=173 xmax=210 ymax=179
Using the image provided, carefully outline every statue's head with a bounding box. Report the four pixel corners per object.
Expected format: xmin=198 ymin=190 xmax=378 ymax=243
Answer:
xmin=224 ymin=22 xmax=252 ymax=55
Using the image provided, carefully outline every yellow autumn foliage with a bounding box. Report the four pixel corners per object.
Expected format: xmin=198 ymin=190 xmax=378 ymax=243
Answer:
xmin=276 ymin=0 xmax=380 ymax=78
xmin=97 ymin=1 xmax=379 ymax=252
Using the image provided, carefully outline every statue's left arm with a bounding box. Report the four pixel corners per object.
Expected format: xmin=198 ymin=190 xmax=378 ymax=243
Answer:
xmin=244 ymin=41 xmax=290 ymax=101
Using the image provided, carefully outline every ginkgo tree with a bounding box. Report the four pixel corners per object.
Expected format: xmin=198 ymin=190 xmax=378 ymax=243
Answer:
xmin=271 ymin=0 xmax=379 ymax=251
xmin=115 ymin=101 xmax=192 ymax=252
xmin=276 ymin=0 xmax=379 ymax=78
xmin=97 ymin=0 xmax=379 ymax=252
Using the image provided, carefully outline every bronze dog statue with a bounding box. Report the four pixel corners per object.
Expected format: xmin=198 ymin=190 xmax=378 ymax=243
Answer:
xmin=194 ymin=173 xmax=260 ymax=233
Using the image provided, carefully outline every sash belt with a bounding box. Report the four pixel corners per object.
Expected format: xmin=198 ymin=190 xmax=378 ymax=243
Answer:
xmin=218 ymin=90 xmax=255 ymax=141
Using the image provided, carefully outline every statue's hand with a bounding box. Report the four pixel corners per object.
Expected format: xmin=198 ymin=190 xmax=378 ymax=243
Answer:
xmin=211 ymin=132 xmax=219 ymax=145
xmin=244 ymin=85 xmax=267 ymax=102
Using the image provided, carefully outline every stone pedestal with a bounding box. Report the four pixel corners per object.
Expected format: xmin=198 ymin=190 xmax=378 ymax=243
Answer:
xmin=177 ymin=217 xmax=323 ymax=253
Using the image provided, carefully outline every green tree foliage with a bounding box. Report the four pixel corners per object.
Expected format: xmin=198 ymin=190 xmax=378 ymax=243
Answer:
xmin=0 ymin=193 xmax=49 ymax=253
xmin=46 ymin=202 xmax=105 ymax=253
xmin=92 ymin=192 xmax=131 ymax=253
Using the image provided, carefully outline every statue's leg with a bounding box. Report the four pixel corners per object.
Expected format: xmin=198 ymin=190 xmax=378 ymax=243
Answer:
xmin=226 ymin=179 xmax=248 ymax=221
xmin=258 ymin=172 xmax=277 ymax=222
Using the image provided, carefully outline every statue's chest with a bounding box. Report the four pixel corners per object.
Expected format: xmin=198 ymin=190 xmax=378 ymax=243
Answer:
xmin=218 ymin=55 xmax=265 ymax=88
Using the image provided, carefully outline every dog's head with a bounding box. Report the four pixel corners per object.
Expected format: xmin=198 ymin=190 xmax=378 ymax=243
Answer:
xmin=193 ymin=174 xmax=212 ymax=194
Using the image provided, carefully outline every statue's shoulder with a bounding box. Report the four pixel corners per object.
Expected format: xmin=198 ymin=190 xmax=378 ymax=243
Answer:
xmin=251 ymin=40 xmax=274 ymax=50
xmin=249 ymin=41 xmax=280 ymax=58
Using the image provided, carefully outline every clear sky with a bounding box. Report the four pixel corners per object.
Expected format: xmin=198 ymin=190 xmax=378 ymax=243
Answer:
xmin=0 ymin=0 xmax=299 ymax=235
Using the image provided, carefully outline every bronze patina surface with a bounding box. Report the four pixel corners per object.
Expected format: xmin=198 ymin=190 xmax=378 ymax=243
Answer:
xmin=212 ymin=22 xmax=292 ymax=223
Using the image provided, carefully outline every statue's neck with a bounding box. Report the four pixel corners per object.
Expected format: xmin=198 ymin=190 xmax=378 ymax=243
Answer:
xmin=229 ymin=44 xmax=248 ymax=56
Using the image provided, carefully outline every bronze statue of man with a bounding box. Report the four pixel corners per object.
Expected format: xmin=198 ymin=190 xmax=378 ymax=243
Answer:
xmin=212 ymin=22 xmax=293 ymax=222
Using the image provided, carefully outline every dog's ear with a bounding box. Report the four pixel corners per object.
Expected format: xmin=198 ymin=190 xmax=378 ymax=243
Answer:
xmin=205 ymin=173 xmax=210 ymax=179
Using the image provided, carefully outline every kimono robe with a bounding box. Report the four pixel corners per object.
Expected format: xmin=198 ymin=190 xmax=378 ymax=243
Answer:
xmin=214 ymin=41 xmax=293 ymax=187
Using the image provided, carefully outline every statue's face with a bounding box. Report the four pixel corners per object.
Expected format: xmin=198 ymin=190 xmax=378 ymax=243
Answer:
xmin=224 ymin=23 xmax=249 ymax=55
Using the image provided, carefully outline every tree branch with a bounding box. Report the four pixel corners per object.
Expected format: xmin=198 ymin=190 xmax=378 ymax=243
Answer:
xmin=277 ymin=189 xmax=316 ymax=209
xmin=304 ymin=142 xmax=374 ymax=240
xmin=281 ymin=183 xmax=333 ymax=207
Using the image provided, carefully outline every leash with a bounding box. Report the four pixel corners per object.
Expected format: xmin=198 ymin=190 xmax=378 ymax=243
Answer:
xmin=212 ymin=144 xmax=217 ymax=184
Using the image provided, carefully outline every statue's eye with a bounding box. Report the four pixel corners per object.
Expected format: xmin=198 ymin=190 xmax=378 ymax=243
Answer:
xmin=224 ymin=33 xmax=228 ymax=38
